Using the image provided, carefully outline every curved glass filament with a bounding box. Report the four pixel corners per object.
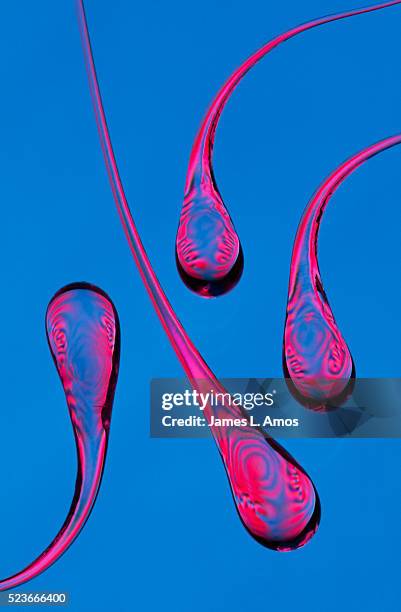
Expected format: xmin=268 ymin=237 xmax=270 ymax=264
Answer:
xmin=0 ymin=282 xmax=120 ymax=591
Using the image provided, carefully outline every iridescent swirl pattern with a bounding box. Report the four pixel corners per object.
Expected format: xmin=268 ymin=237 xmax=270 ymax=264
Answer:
xmin=77 ymin=0 xmax=320 ymax=550
xmin=176 ymin=0 xmax=401 ymax=297
xmin=0 ymin=283 xmax=120 ymax=591
xmin=284 ymin=135 xmax=401 ymax=404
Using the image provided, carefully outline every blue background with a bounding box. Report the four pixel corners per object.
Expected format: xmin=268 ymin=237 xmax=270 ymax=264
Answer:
xmin=1 ymin=1 xmax=400 ymax=610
